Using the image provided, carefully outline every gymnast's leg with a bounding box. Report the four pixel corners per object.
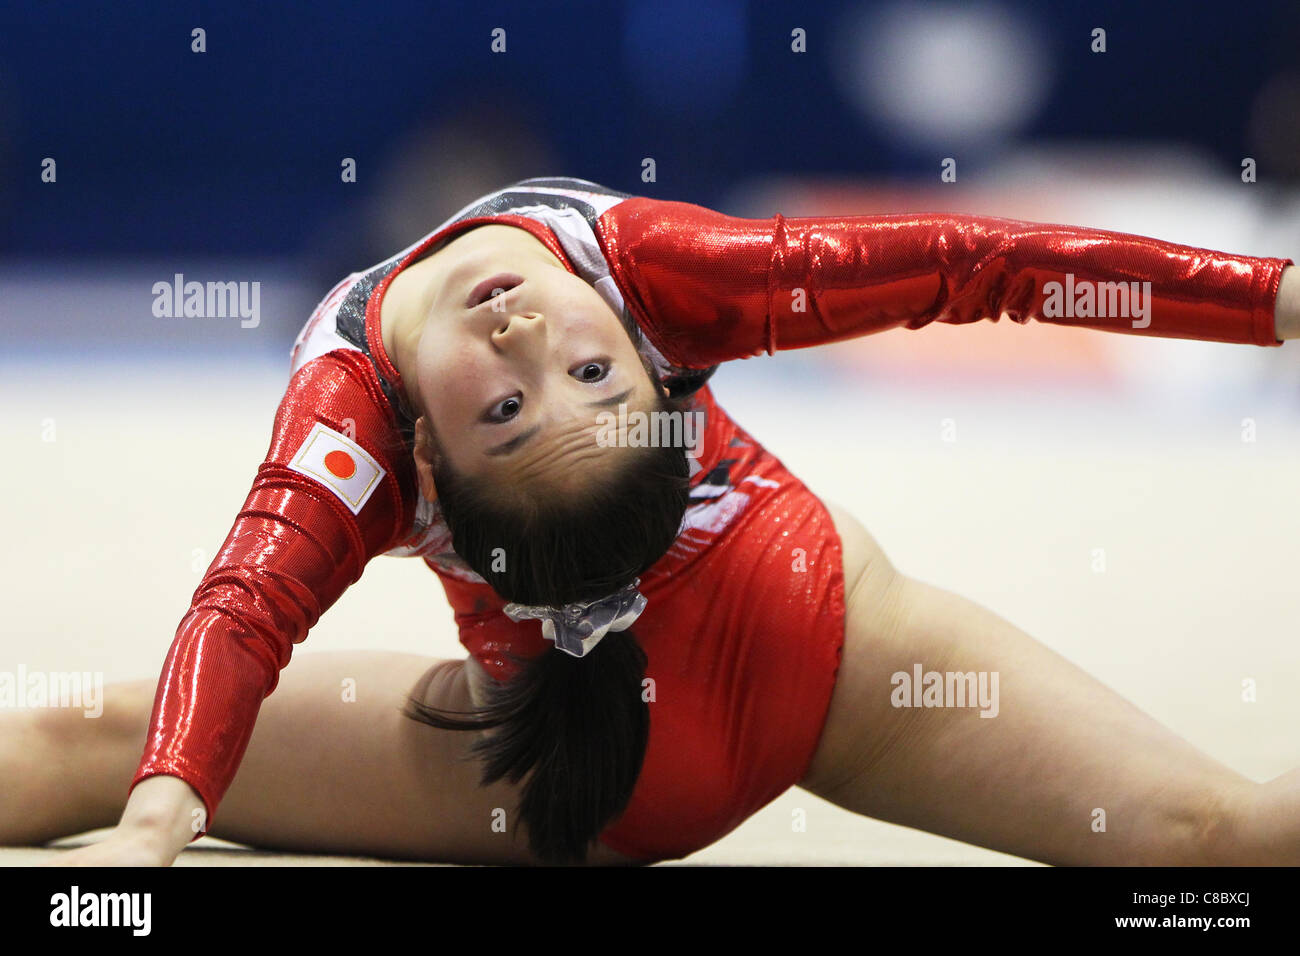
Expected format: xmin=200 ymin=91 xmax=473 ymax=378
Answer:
xmin=3 ymin=651 xmax=640 ymax=865
xmin=799 ymin=501 xmax=1281 ymax=865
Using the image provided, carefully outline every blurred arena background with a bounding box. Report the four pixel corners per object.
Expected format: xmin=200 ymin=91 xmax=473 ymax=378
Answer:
xmin=3 ymin=0 xmax=1300 ymax=865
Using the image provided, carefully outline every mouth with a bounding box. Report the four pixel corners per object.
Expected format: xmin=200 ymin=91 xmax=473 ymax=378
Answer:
xmin=467 ymin=273 xmax=524 ymax=308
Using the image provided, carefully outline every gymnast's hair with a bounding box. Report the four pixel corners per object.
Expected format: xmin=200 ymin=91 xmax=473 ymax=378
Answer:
xmin=402 ymin=309 xmax=692 ymax=865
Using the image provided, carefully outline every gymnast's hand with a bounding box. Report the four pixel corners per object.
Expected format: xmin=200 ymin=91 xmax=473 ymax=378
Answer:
xmin=40 ymin=775 xmax=205 ymax=867
xmin=1277 ymin=265 xmax=1300 ymax=340
xmin=40 ymin=828 xmax=171 ymax=867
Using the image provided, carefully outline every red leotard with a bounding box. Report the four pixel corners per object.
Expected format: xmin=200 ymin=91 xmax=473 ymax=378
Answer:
xmin=130 ymin=177 xmax=1291 ymax=861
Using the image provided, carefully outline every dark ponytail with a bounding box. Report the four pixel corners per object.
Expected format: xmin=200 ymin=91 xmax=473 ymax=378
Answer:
xmin=403 ymin=387 xmax=691 ymax=864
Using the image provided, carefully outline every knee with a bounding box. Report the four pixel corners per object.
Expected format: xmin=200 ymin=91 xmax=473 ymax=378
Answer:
xmin=1176 ymin=780 xmax=1255 ymax=866
xmin=37 ymin=679 xmax=155 ymax=751
xmin=410 ymin=659 xmax=472 ymax=713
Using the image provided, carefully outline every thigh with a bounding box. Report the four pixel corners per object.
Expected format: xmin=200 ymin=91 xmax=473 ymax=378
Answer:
xmin=202 ymin=651 xmax=639 ymax=865
xmin=802 ymin=501 xmax=1254 ymax=865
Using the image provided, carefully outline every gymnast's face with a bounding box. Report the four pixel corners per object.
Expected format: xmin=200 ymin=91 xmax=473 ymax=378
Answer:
xmin=382 ymin=224 xmax=667 ymax=497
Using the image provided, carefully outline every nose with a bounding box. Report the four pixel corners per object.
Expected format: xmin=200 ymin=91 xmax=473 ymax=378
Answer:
xmin=492 ymin=310 xmax=547 ymax=350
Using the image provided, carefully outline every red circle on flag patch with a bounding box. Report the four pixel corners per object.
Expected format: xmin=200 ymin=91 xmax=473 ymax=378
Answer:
xmin=324 ymin=449 xmax=356 ymax=480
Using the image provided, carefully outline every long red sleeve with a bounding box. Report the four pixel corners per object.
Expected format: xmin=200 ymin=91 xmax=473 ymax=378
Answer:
xmin=597 ymin=197 xmax=1292 ymax=368
xmin=128 ymin=349 xmax=415 ymax=836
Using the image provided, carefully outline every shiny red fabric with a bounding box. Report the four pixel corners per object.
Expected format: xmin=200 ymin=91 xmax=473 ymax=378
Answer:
xmin=598 ymin=198 xmax=1289 ymax=365
xmin=130 ymin=193 xmax=1292 ymax=854
xmin=129 ymin=350 xmax=416 ymax=832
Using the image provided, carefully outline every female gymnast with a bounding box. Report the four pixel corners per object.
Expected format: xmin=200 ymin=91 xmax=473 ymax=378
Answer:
xmin=15 ymin=176 xmax=1300 ymax=866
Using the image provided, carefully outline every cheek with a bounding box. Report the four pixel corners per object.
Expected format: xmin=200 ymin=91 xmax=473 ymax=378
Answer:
xmin=558 ymin=296 xmax=634 ymax=356
xmin=420 ymin=379 xmax=473 ymax=468
xmin=417 ymin=341 xmax=485 ymax=424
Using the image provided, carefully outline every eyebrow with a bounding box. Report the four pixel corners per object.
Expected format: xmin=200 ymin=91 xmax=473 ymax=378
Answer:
xmin=483 ymin=388 xmax=636 ymax=457
xmin=485 ymin=425 xmax=542 ymax=457
xmin=587 ymin=387 xmax=635 ymax=409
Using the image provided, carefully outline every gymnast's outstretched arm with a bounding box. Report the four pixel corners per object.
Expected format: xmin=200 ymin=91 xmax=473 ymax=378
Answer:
xmin=43 ymin=347 xmax=418 ymax=866
xmin=597 ymin=197 xmax=1297 ymax=367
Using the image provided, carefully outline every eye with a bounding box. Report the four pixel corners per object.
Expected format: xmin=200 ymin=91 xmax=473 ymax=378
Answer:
xmin=572 ymin=360 xmax=610 ymax=383
xmin=485 ymin=395 xmax=522 ymax=423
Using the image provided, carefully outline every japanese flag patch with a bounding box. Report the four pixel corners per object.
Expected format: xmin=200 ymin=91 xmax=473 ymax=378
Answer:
xmin=288 ymin=423 xmax=385 ymax=515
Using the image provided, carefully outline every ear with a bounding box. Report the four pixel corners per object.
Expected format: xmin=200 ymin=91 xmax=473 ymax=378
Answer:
xmin=411 ymin=416 xmax=440 ymax=503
